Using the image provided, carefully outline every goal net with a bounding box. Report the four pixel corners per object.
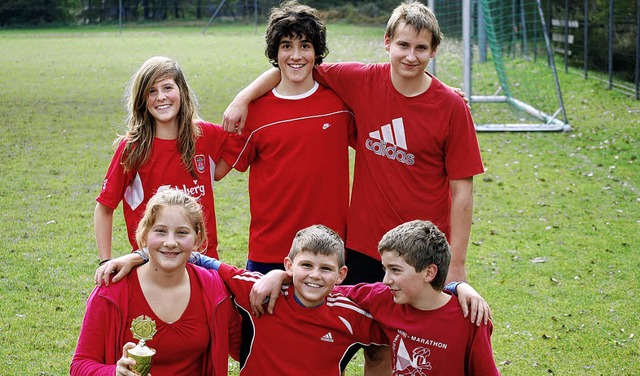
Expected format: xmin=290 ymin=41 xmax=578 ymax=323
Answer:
xmin=429 ymin=0 xmax=571 ymax=132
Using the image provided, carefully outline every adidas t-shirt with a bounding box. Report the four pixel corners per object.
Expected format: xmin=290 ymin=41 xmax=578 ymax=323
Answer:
xmin=217 ymin=263 xmax=387 ymax=375
xmin=316 ymin=63 xmax=485 ymax=261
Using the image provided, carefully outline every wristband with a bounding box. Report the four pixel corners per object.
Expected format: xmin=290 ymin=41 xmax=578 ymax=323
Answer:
xmin=98 ymin=258 xmax=111 ymax=266
xmin=133 ymin=248 xmax=150 ymax=264
xmin=444 ymin=281 xmax=463 ymax=296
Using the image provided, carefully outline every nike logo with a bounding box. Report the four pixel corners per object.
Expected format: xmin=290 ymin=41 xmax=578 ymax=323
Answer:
xmin=322 ymin=123 xmax=331 ymax=129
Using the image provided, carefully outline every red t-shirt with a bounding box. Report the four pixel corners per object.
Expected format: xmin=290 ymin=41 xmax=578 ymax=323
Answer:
xmin=97 ymin=121 xmax=227 ymax=257
xmin=316 ymin=63 xmax=485 ymax=260
xmin=336 ymin=283 xmax=500 ymax=375
xmin=218 ymin=263 xmax=387 ymax=375
xmin=126 ymin=267 xmax=209 ymax=376
xmin=222 ymin=83 xmax=354 ymax=263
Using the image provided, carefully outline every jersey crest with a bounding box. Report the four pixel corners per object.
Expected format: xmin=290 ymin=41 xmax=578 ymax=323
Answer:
xmin=194 ymin=154 xmax=206 ymax=173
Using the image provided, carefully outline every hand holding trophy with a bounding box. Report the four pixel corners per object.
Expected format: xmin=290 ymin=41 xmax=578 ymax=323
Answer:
xmin=127 ymin=315 xmax=157 ymax=376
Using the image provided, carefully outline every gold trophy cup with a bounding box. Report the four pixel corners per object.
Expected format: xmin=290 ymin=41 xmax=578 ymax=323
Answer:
xmin=127 ymin=315 xmax=157 ymax=376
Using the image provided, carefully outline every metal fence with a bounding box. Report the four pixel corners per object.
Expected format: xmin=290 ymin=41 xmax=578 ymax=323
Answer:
xmin=546 ymin=0 xmax=639 ymax=99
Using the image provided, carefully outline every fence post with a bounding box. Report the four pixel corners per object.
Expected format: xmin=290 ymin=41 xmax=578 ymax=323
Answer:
xmin=608 ymin=0 xmax=613 ymax=89
xmin=584 ymin=0 xmax=588 ymax=79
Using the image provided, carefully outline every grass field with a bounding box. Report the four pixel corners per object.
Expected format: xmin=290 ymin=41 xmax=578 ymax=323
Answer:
xmin=1 ymin=24 xmax=639 ymax=375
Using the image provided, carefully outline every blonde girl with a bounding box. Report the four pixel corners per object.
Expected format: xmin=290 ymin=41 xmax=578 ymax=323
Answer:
xmin=72 ymin=189 xmax=241 ymax=375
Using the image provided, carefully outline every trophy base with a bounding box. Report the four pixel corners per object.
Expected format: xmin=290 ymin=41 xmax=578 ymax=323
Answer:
xmin=127 ymin=349 xmax=155 ymax=376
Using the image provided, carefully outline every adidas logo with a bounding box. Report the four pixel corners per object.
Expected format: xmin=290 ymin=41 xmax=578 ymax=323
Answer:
xmin=321 ymin=332 xmax=334 ymax=343
xmin=365 ymin=117 xmax=415 ymax=165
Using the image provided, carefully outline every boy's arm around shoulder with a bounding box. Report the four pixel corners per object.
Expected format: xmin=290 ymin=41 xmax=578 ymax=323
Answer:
xmin=449 ymin=282 xmax=493 ymax=326
xmin=222 ymin=68 xmax=280 ymax=134
xmin=249 ymin=269 xmax=291 ymax=317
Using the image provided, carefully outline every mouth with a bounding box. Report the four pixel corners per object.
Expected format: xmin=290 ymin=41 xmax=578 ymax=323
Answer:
xmin=288 ymin=63 xmax=306 ymax=69
xmin=304 ymin=282 xmax=323 ymax=289
xmin=155 ymin=104 xmax=172 ymax=110
xmin=159 ymin=250 xmax=181 ymax=258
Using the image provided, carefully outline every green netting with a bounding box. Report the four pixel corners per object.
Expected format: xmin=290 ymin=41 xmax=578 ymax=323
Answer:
xmin=431 ymin=0 xmax=570 ymax=131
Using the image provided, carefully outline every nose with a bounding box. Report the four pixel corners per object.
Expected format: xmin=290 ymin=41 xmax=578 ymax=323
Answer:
xmin=406 ymin=49 xmax=417 ymax=62
xmin=382 ymin=272 xmax=392 ymax=286
xmin=164 ymin=234 xmax=177 ymax=248
xmin=291 ymin=46 xmax=302 ymax=59
xmin=309 ymin=267 xmax=321 ymax=279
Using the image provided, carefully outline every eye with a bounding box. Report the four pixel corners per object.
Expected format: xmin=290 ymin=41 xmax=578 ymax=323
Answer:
xmin=300 ymin=262 xmax=312 ymax=268
xmin=149 ymin=88 xmax=157 ymax=94
xmin=153 ymin=228 xmax=166 ymax=234
xmin=320 ymin=266 xmax=333 ymax=272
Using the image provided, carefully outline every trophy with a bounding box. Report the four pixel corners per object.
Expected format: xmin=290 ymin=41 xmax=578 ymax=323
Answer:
xmin=127 ymin=315 xmax=157 ymax=376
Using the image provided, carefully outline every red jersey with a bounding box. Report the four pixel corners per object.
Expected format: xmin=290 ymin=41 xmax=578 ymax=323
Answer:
xmin=218 ymin=263 xmax=387 ymax=375
xmin=97 ymin=121 xmax=227 ymax=257
xmin=336 ymin=283 xmax=500 ymax=376
xmin=316 ymin=63 xmax=484 ymax=260
xmin=222 ymin=83 xmax=354 ymax=263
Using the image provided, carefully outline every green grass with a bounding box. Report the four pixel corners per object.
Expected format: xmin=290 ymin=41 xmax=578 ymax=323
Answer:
xmin=1 ymin=24 xmax=639 ymax=375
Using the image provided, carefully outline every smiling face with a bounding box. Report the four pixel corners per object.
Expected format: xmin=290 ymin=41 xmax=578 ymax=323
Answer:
xmin=385 ymin=22 xmax=437 ymax=83
xmin=146 ymin=77 xmax=181 ymax=133
xmin=284 ymin=250 xmax=347 ymax=307
xmin=144 ymin=204 xmax=199 ymax=272
xmin=276 ymin=34 xmax=316 ymax=94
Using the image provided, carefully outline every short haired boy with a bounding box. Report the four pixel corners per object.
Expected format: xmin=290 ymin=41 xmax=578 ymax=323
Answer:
xmin=253 ymin=220 xmax=500 ymax=375
xmin=215 ymin=0 xmax=355 ymax=274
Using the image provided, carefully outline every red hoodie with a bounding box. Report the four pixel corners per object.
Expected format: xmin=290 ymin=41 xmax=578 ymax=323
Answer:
xmin=70 ymin=263 xmax=241 ymax=375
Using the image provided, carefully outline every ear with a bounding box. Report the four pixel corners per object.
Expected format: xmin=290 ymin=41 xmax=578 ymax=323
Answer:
xmin=284 ymin=257 xmax=294 ymax=277
xmin=430 ymin=45 xmax=438 ymax=58
xmin=384 ymin=34 xmax=391 ymax=52
xmin=193 ymin=230 xmax=205 ymax=251
xmin=422 ymin=264 xmax=438 ymax=284
xmin=336 ymin=266 xmax=348 ymax=285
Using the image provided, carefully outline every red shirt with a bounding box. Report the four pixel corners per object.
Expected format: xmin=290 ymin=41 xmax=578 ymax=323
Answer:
xmin=222 ymin=84 xmax=354 ymax=263
xmin=126 ymin=267 xmax=209 ymax=375
xmin=97 ymin=121 xmax=227 ymax=257
xmin=316 ymin=63 xmax=485 ymax=260
xmin=218 ymin=263 xmax=387 ymax=375
xmin=336 ymin=283 xmax=500 ymax=375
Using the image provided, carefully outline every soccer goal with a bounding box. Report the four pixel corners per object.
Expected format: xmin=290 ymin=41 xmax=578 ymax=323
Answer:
xmin=429 ymin=0 xmax=571 ymax=132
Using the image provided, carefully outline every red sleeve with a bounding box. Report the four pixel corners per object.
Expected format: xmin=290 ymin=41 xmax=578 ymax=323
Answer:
xmin=220 ymin=133 xmax=251 ymax=172
xmin=468 ymin=320 xmax=500 ymax=375
xmin=198 ymin=121 xmax=228 ymax=163
xmin=96 ymin=139 xmax=131 ymax=210
xmin=70 ymin=288 xmax=120 ymax=376
xmin=333 ymin=283 xmax=386 ymax=312
xmin=443 ymin=94 xmax=484 ymax=180
xmin=314 ymin=62 xmax=369 ymax=101
xmin=217 ymin=263 xmax=260 ymax=308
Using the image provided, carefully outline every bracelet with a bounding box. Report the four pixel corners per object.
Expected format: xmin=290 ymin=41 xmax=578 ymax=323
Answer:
xmin=133 ymin=248 xmax=150 ymax=264
xmin=98 ymin=258 xmax=111 ymax=266
xmin=444 ymin=281 xmax=463 ymax=295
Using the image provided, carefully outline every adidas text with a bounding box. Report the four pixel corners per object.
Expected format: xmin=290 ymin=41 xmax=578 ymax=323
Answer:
xmin=365 ymin=139 xmax=415 ymax=165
